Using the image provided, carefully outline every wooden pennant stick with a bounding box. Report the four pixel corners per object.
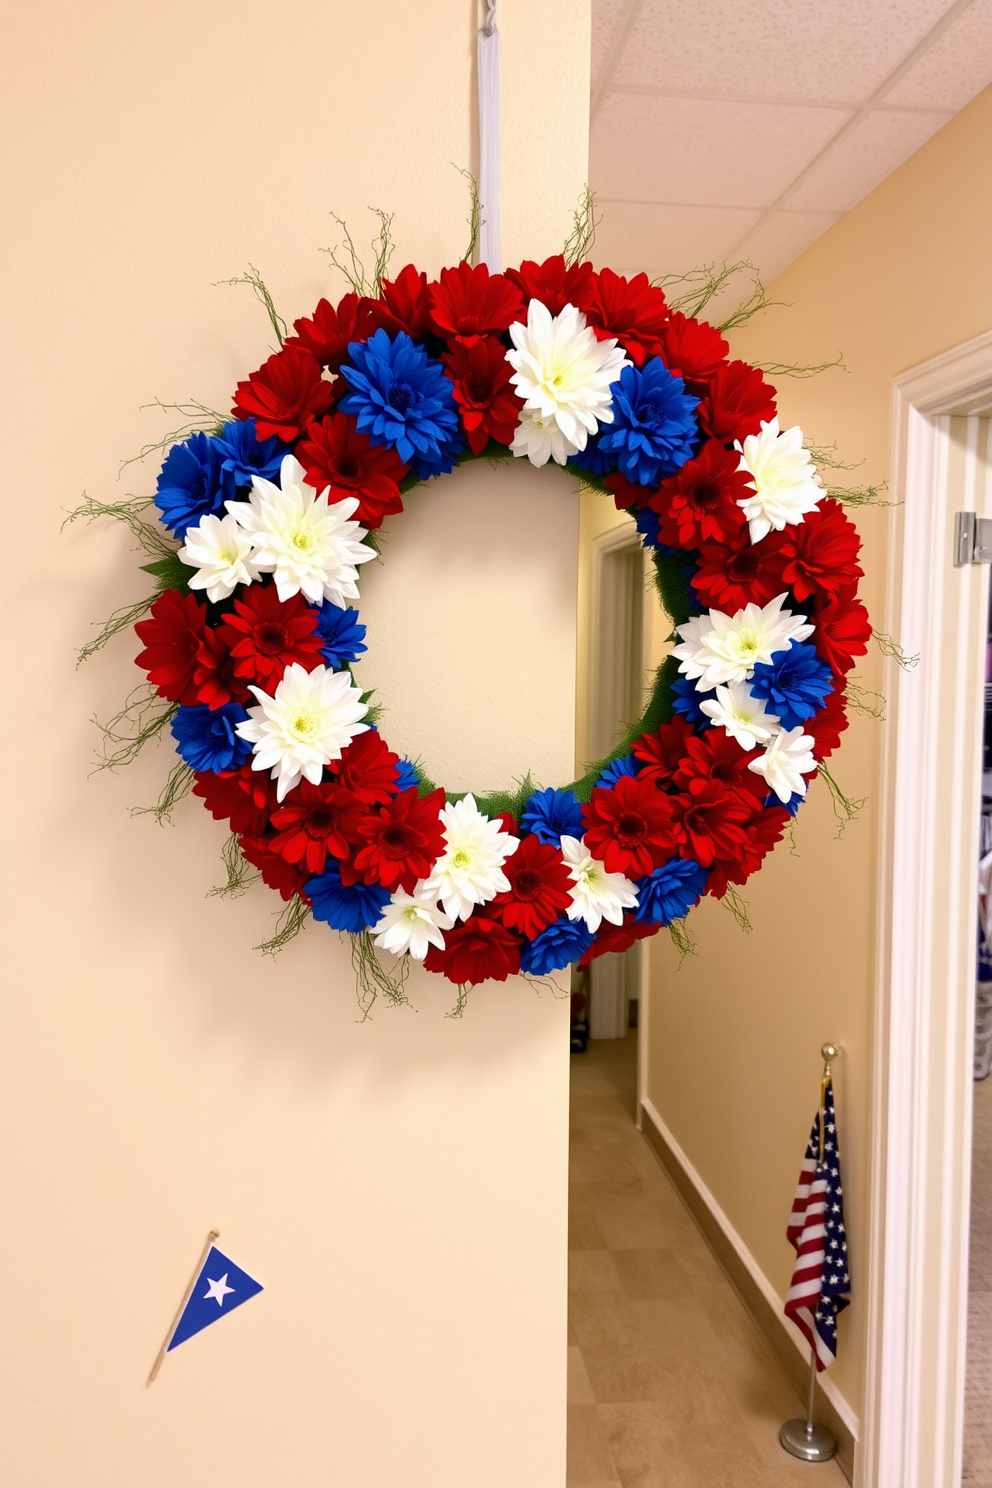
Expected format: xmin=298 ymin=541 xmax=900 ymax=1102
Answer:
xmin=148 ymin=1229 xmax=220 ymax=1384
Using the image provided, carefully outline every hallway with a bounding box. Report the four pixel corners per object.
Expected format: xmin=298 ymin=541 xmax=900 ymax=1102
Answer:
xmin=567 ymin=1033 xmax=848 ymax=1487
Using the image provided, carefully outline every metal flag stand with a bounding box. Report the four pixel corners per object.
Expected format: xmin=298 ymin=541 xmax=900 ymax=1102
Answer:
xmin=779 ymin=1043 xmax=839 ymax=1464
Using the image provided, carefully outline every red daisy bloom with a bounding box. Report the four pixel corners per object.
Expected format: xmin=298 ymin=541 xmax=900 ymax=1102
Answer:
xmin=650 ymin=439 xmax=749 ymax=548
xmin=810 ymin=589 xmax=872 ymax=678
xmin=605 ymin=472 xmax=647 ymax=511
xmin=353 ymin=786 xmax=446 ymax=892
xmin=576 ymin=268 xmax=670 ymax=367
xmin=669 ymin=782 xmax=752 ymax=868
xmin=134 ymin=589 xmax=208 ymax=705
xmin=285 ymin=292 xmax=396 ymax=371
xmin=238 ymin=834 xmax=312 ymax=903
xmin=490 ymin=834 xmax=572 ymax=939
xmin=690 ymin=528 xmax=788 ymax=611
xmin=378 ymin=264 xmax=433 ymax=340
xmin=269 ymin=781 xmax=368 ymax=877
xmin=217 ymin=586 xmax=324 ymax=693
xmin=296 ymin=411 xmax=409 ymax=527
xmin=328 ymin=729 xmax=402 ymax=806
xmin=706 ymin=804 xmax=790 ymax=898
xmin=423 ymin=915 xmax=522 ymax=986
xmin=504 ymin=254 xmax=595 ymax=316
xmin=697 ymin=361 xmax=777 ymax=443
xmin=193 ymin=625 xmax=252 ymax=711
xmin=805 ymin=685 xmax=849 ymax=760
xmin=581 ymin=774 xmax=676 ymax=877
xmin=192 ymin=764 xmax=278 ymax=837
xmin=672 ymin=729 xmax=765 ymax=804
xmin=232 ymin=346 xmax=335 ymax=442
xmin=442 ymin=337 xmax=522 ymax=452
xmin=658 ymin=312 xmax=729 ymax=383
xmin=579 ymin=914 xmax=654 ymax=964
xmin=428 ymin=262 xmax=524 ymax=346
xmin=775 ymin=499 xmax=864 ymax=604
xmin=632 ymin=715 xmax=696 ymax=786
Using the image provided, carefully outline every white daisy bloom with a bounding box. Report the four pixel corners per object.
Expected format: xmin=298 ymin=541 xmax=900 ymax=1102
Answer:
xmin=505 ymin=299 xmax=629 ymax=465
xmin=235 ymin=662 xmax=368 ymax=802
xmin=748 ymin=726 xmax=818 ymax=803
xmin=671 ymin=593 xmax=814 ymax=690
xmin=559 ymin=835 xmax=638 ymax=933
xmin=177 ymin=511 xmax=261 ymax=603
xmin=699 ymin=680 xmax=781 ymax=751
xmin=424 ymin=794 xmax=520 ymax=923
xmin=227 ymin=453 xmax=376 ymax=606
xmin=736 ymin=419 xmax=821 ymax=544
xmin=371 ymin=882 xmax=454 ymax=962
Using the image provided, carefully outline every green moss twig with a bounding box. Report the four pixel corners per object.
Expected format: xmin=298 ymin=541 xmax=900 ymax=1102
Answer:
xmin=873 ymin=630 xmax=919 ymax=670
xmin=119 ymin=398 xmax=226 ymax=474
xmin=845 ymin=678 xmax=886 ymax=720
xmin=215 ymin=264 xmax=287 ymax=346
xmin=456 ymin=166 xmax=483 ymax=263
xmin=323 ymin=208 xmax=395 ymax=296
xmin=721 ymin=885 xmax=752 ymax=933
xmin=92 ymin=685 xmax=178 ymax=771
xmin=754 ymin=354 xmax=846 ymax=379
xmin=445 ymin=983 xmax=471 ymax=1019
xmin=816 ymin=761 xmax=866 ymax=837
xmin=667 ymin=917 xmax=696 ymax=967
xmin=63 ymin=492 xmax=176 ymax=562
xmin=77 ymin=593 xmax=155 ymax=665
xmin=350 ymin=931 xmax=410 ymax=1018
xmin=563 ymin=187 xmax=599 ymax=267
xmin=826 ymin=481 xmax=897 ymax=508
xmin=804 ymin=440 xmax=859 ymax=472
xmin=520 ymin=972 xmax=569 ymax=999
xmin=255 ymin=894 xmax=311 ymax=956
xmin=654 ymin=260 xmax=780 ymax=330
xmin=131 ymin=761 xmax=195 ymax=826
xmin=209 ymin=834 xmax=262 ymax=899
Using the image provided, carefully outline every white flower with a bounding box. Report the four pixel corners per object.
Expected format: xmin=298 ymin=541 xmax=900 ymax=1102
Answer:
xmin=672 ymin=593 xmax=814 ymax=689
xmin=505 ymin=299 xmax=629 ymax=465
xmin=371 ymin=882 xmax=454 ymax=962
xmin=736 ymin=419 xmax=821 ymax=544
xmin=235 ymin=662 xmax=368 ymax=802
xmin=424 ymin=794 xmax=520 ymax=922
xmin=560 ymin=835 xmax=638 ymax=933
xmin=700 ymin=680 xmax=781 ymax=751
xmin=177 ymin=511 xmax=261 ymax=603
xmin=227 ymin=453 xmax=376 ymax=605
xmin=748 ymin=726 xmax=818 ymax=803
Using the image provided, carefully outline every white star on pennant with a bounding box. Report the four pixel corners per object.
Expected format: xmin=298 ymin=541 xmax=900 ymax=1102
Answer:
xmin=204 ymin=1273 xmax=235 ymax=1307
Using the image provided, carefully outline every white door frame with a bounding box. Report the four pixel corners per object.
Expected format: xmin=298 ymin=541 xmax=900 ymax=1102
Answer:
xmin=865 ymin=329 xmax=992 ymax=1488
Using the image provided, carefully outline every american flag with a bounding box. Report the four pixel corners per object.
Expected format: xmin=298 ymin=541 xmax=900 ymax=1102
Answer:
xmin=784 ymin=1078 xmax=850 ymax=1369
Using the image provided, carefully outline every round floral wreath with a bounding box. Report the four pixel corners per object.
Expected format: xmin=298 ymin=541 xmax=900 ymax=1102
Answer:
xmin=129 ymin=255 xmax=869 ymax=994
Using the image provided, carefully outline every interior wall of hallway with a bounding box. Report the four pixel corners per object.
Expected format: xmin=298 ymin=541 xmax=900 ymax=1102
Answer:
xmin=0 ymin=4 xmax=590 ymax=1486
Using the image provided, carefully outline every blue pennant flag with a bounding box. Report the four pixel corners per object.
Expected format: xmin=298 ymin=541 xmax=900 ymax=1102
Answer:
xmin=167 ymin=1244 xmax=263 ymax=1352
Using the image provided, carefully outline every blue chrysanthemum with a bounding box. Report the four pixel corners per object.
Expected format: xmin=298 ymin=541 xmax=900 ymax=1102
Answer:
xmin=749 ymin=642 xmax=834 ymax=730
xmin=339 ymin=329 xmax=464 ymax=479
xmin=520 ymin=917 xmax=595 ymax=976
xmin=394 ymin=759 xmax=420 ymax=792
xmin=520 ymin=787 xmax=585 ymax=847
xmin=305 ymin=866 xmax=391 ymax=934
xmin=569 ymin=432 xmax=619 ymax=478
xmin=768 ymin=791 xmax=804 ymax=817
xmin=171 ymin=702 xmax=252 ymax=773
xmin=596 ymin=755 xmax=641 ymax=788
xmin=634 ymin=857 xmax=708 ymax=925
xmin=312 ymin=601 xmax=368 ymax=669
xmin=670 ymin=674 xmax=714 ymax=728
xmin=155 ymin=431 xmax=227 ymax=539
xmin=596 ymin=361 xmax=699 ymax=487
xmin=212 ymin=418 xmax=286 ymax=502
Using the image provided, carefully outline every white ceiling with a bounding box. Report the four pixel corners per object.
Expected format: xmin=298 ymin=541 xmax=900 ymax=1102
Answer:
xmin=589 ymin=0 xmax=992 ymax=291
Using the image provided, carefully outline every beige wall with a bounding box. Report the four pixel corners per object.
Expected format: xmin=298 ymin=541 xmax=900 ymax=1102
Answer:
xmin=0 ymin=4 xmax=590 ymax=1485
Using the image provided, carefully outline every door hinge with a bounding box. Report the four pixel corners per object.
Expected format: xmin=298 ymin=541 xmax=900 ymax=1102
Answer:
xmin=954 ymin=511 xmax=992 ymax=565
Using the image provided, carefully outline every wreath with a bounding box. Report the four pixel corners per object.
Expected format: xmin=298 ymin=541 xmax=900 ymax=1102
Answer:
xmin=85 ymin=250 xmax=870 ymax=1004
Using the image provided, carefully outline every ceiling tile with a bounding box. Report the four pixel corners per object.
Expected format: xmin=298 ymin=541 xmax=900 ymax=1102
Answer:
xmin=731 ymin=209 xmax=845 ymax=285
xmin=590 ymin=93 xmax=851 ymax=207
xmin=786 ymin=107 xmax=953 ymax=211
xmin=883 ymin=0 xmax=992 ymax=110
xmin=593 ymin=200 xmax=763 ymax=279
xmin=610 ymin=0 xmax=956 ymax=103
xmin=591 ymin=0 xmax=631 ymax=86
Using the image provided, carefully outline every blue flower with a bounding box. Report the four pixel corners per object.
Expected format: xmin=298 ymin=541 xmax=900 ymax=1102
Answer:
xmin=769 ymin=791 xmax=804 ymax=817
xmin=312 ymin=601 xmax=368 ymax=669
xmin=671 ymin=674 xmax=714 ymax=728
xmin=520 ymin=787 xmax=585 ymax=846
xmin=340 ymin=329 xmax=464 ymax=479
xmin=394 ymin=759 xmax=420 ymax=792
xmin=171 ymin=702 xmax=252 ymax=773
xmin=749 ymin=642 xmax=834 ymax=730
xmin=634 ymin=857 xmax=708 ymax=924
xmin=155 ymin=431 xmax=226 ymax=539
xmin=520 ymin=917 xmax=595 ymax=976
xmin=306 ymin=866 xmax=391 ymax=934
xmin=569 ymin=432 xmax=619 ymax=478
xmin=212 ymin=418 xmax=286 ymax=502
xmin=596 ymin=755 xmax=641 ymax=788
xmin=597 ymin=361 xmax=699 ymax=486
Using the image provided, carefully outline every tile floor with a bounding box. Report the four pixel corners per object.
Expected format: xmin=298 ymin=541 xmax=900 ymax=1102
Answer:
xmin=567 ymin=1031 xmax=848 ymax=1488
xmin=966 ymin=1072 xmax=992 ymax=1485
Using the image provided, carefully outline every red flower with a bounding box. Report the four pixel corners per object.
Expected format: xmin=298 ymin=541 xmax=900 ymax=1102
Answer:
xmin=579 ymin=914 xmax=655 ymax=965
xmin=698 ymin=361 xmax=776 ymax=443
xmin=632 ymin=715 xmax=696 ymax=786
xmin=490 ymin=834 xmax=572 ymax=939
xmin=650 ymin=439 xmax=749 ymax=547
xmin=192 ymin=764 xmax=278 ymax=837
xmin=658 ymin=312 xmax=729 ymax=383
xmin=581 ymin=774 xmax=676 ymax=877
xmin=328 ymin=729 xmax=402 ymax=806
xmin=805 ymin=685 xmax=849 ymax=760
xmin=690 ymin=528 xmax=787 ymax=611
xmin=269 ymin=780 xmax=368 ymax=876
xmin=605 ymin=472 xmax=645 ymax=511
xmin=286 ymin=293 xmax=396 ymax=371
xmin=428 ymin=262 xmax=524 ymax=346
xmin=134 ymin=589 xmax=208 ymax=704
xmin=232 ymin=346 xmax=335 ymax=442
xmin=504 ymin=254 xmax=595 ymax=316
xmin=810 ymin=589 xmax=872 ymax=677
xmin=669 ymin=782 xmax=752 ymax=868
xmin=775 ymin=499 xmax=864 ymax=603
xmin=423 ymin=915 xmax=521 ymax=985
xmin=378 ymin=264 xmax=433 ymax=340
xmin=672 ymin=729 xmax=766 ymax=804
xmin=706 ymin=804 xmax=790 ymax=897
xmin=217 ymin=586 xmax=324 ymax=693
xmin=297 ymin=411 xmax=409 ymax=526
xmin=193 ymin=625 xmax=252 ymax=711
xmin=238 ymin=833 xmax=312 ymax=902
xmin=442 ymin=337 xmax=522 ymax=453
xmin=576 ymin=268 xmax=670 ymax=367
xmin=353 ymin=786 xmax=446 ymax=892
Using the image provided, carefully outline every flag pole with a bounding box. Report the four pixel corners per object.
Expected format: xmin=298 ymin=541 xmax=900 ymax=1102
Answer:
xmin=148 ymin=1229 xmax=219 ymax=1384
